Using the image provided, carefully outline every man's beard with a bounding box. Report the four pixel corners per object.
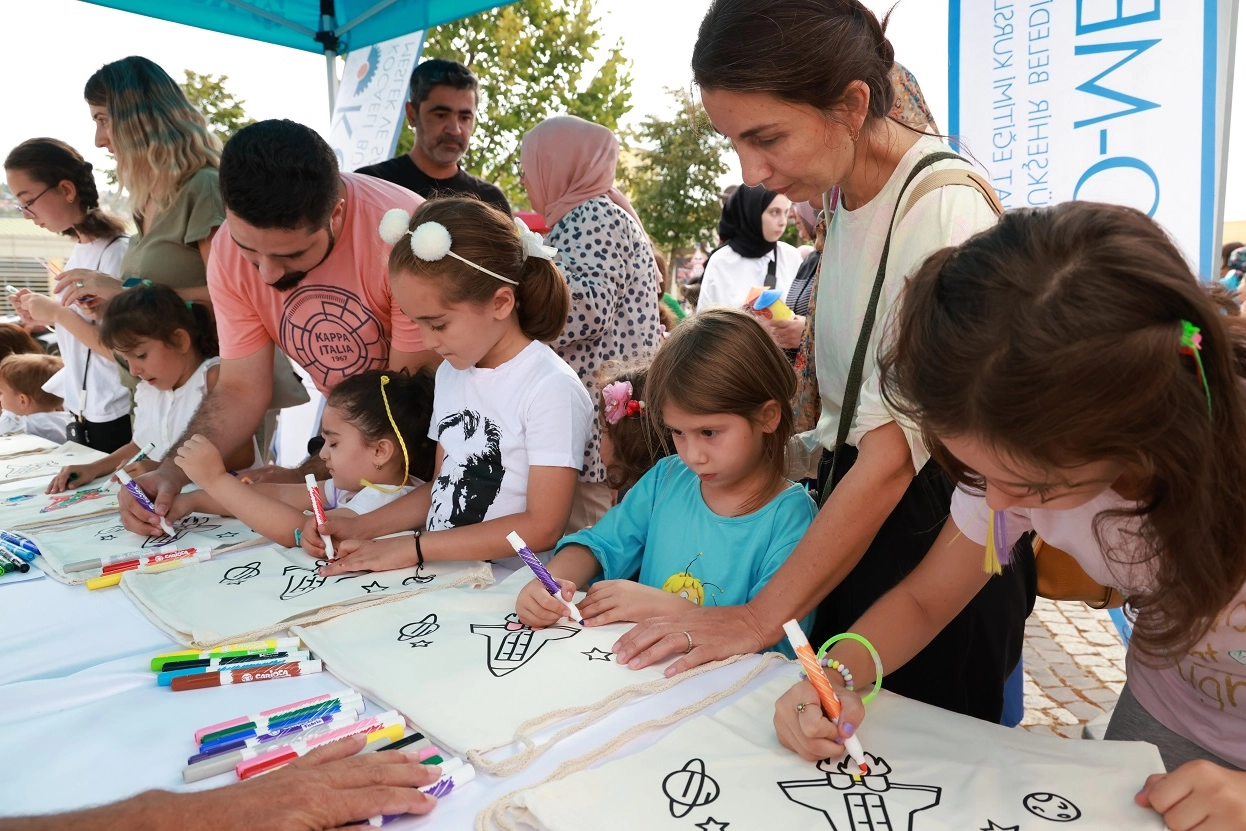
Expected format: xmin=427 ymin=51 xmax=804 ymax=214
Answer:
xmin=270 ymin=229 xmax=336 ymax=293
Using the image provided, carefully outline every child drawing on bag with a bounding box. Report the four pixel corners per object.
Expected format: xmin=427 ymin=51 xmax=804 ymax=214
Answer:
xmin=306 ymin=197 xmax=593 ymax=572
xmin=517 ymin=309 xmax=817 ymax=646
xmin=171 ymin=369 xmax=435 ymax=551
xmin=49 ymin=283 xmax=248 ymax=492
xmin=773 ymin=202 xmax=1246 ymax=830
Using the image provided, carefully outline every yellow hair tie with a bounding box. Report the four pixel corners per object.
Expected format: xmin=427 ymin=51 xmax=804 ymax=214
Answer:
xmin=360 ymin=375 xmax=410 ymax=493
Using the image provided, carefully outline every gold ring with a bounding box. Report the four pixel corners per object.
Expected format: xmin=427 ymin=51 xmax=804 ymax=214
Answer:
xmin=796 ymin=702 xmax=814 ymax=715
xmin=681 ymin=631 xmax=693 ymax=653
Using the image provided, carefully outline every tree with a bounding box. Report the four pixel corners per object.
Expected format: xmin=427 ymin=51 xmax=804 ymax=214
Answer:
xmin=181 ymin=70 xmax=255 ymax=146
xmin=396 ymin=0 xmax=633 ymax=207
xmin=627 ymin=89 xmax=729 ymax=271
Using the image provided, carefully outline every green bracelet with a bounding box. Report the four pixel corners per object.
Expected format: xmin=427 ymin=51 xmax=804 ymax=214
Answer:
xmin=818 ymin=632 xmax=884 ymax=705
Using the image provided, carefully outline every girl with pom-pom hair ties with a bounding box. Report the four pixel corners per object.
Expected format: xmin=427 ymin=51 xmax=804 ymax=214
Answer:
xmin=308 ymin=198 xmax=593 ymax=574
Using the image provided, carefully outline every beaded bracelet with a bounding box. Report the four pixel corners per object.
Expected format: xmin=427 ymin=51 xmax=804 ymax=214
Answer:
xmin=818 ymin=632 xmax=884 ymax=706
xmin=797 ymin=656 xmax=854 ymax=691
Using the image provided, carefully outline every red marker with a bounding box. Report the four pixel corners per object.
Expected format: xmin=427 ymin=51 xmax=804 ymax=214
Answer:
xmin=305 ymin=474 xmax=334 ymax=560
xmin=236 ymin=711 xmax=404 ymax=779
xmin=170 ymin=660 xmax=322 ymax=692
xmin=101 ymin=546 xmax=209 ymax=576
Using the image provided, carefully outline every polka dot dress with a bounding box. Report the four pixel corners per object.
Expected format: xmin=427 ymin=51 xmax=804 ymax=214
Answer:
xmin=548 ymin=195 xmax=661 ymax=483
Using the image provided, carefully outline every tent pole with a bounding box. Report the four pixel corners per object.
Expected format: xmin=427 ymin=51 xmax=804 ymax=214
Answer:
xmin=325 ymin=50 xmax=338 ymax=115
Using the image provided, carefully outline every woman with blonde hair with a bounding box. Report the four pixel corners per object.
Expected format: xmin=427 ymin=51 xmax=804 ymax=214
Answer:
xmin=57 ymin=56 xmax=223 ymax=310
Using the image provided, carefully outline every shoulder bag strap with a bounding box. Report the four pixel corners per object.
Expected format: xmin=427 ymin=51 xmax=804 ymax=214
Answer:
xmin=820 ymin=150 xmax=965 ymax=505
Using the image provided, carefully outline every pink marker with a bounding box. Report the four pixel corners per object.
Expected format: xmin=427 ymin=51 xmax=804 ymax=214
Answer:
xmin=236 ymin=711 xmax=403 ymax=779
xmin=305 ymin=474 xmax=334 ymax=560
xmin=194 ymin=688 xmax=356 ymax=743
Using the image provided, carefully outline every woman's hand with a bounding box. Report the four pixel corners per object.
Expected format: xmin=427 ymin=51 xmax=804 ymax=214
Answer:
xmin=580 ymin=581 xmax=694 ymax=626
xmin=773 ymin=678 xmax=865 ymax=762
xmin=15 ymin=292 xmax=63 ymax=326
xmin=319 ymin=536 xmax=416 ymax=576
xmin=54 ymin=269 xmax=123 ymax=317
xmin=760 ymin=315 xmax=806 ymax=350
xmin=516 ymin=577 xmax=579 ymax=628
xmin=174 ymin=434 xmax=228 ymax=487
xmin=612 ymin=604 xmax=770 ymax=675
xmin=1135 ymin=760 xmax=1246 ymax=830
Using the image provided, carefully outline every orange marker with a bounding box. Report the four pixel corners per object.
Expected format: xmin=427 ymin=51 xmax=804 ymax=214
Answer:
xmin=784 ymin=620 xmax=868 ymax=774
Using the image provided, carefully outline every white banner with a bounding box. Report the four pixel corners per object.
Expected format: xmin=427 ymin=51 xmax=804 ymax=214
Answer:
xmin=950 ymin=0 xmax=1238 ymax=277
xmin=327 ymin=30 xmax=425 ymax=174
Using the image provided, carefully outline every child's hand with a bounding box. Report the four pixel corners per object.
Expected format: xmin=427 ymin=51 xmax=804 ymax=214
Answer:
xmin=319 ymin=536 xmax=415 ymax=576
xmin=1135 ymin=760 xmax=1246 ymax=830
xmin=302 ymin=513 xmax=364 ymax=559
xmin=48 ymin=464 xmax=94 ymax=494
xmin=517 ymin=577 xmax=579 ymax=628
xmin=579 ymin=580 xmax=694 ymax=626
xmin=16 ymin=292 xmax=62 ymax=326
xmin=174 ymin=434 xmax=228 ymax=486
xmin=773 ymin=679 xmax=865 ymax=762
xmin=122 ymin=458 xmax=158 ymax=478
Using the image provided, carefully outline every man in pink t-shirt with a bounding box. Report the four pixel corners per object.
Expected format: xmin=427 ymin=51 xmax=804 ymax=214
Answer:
xmin=120 ymin=120 xmax=434 ymax=534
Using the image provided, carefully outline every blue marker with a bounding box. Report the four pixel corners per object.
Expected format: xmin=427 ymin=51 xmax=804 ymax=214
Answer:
xmin=0 ymin=531 xmax=39 ymax=557
xmin=0 ymin=537 xmax=36 ymax=563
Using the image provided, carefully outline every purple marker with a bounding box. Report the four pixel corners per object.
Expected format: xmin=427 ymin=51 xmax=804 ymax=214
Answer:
xmin=186 ymin=712 xmax=355 ymax=764
xmin=506 ymin=531 xmax=583 ymax=624
xmin=115 ymin=469 xmax=175 ymax=536
xmin=363 ymin=762 xmax=474 ymax=824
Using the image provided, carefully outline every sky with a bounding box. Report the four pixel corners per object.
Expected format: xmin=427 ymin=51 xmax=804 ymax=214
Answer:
xmin=3 ymin=1 xmax=1244 ymax=217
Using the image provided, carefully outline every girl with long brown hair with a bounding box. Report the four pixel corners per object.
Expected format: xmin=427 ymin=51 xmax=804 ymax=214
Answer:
xmin=776 ymin=201 xmax=1246 ymax=828
xmin=516 ymin=309 xmax=817 ymax=642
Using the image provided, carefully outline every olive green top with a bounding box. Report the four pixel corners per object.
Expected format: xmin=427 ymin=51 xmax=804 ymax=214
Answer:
xmin=119 ymin=168 xmax=223 ymax=288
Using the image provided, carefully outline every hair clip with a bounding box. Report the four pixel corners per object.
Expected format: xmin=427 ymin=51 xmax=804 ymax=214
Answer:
xmin=379 ymin=208 xmax=518 ymax=285
xmin=602 ymin=380 xmax=645 ymax=425
xmin=514 ymin=217 xmax=558 ymax=262
xmin=1179 ymin=319 xmax=1213 ymax=418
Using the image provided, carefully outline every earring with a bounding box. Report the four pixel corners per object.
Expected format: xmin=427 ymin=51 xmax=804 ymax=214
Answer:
xmin=373 ymin=461 xmax=383 ymax=469
xmin=849 ymin=126 xmax=860 ymax=144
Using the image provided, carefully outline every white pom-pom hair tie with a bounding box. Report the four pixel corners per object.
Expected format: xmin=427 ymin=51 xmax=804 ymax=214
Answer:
xmin=514 ymin=217 xmax=559 ymax=262
xmin=377 ymin=209 xmax=518 ymax=286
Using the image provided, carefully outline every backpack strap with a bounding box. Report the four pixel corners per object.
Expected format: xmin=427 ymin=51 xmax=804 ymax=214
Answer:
xmin=898 ymin=168 xmax=1004 ymax=223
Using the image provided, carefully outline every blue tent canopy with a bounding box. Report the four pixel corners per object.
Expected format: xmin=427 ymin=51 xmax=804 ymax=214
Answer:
xmin=81 ymin=0 xmax=504 ymax=55
xmin=81 ymin=0 xmax=511 ymax=109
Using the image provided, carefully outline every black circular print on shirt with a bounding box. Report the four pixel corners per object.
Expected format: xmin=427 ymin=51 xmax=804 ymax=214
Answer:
xmin=280 ymin=286 xmax=388 ymax=390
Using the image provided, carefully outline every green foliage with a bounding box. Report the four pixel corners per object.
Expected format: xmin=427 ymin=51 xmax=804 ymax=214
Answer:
xmin=626 ymin=89 xmax=729 ymax=263
xmin=397 ymin=0 xmax=633 ymax=207
xmin=181 ymin=70 xmax=255 ymax=146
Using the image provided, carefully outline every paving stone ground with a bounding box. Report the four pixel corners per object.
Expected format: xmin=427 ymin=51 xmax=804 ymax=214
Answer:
xmin=1019 ymin=597 xmax=1127 ymax=738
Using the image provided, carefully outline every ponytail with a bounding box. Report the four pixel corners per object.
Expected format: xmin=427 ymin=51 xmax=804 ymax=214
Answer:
xmin=515 ymin=256 xmax=569 ymax=342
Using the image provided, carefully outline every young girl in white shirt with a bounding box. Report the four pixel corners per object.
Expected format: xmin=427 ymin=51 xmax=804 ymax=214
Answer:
xmin=307 ymin=197 xmax=592 ymax=574
xmin=48 ymin=283 xmax=252 ymax=491
xmin=171 ymin=369 xmax=435 ymax=549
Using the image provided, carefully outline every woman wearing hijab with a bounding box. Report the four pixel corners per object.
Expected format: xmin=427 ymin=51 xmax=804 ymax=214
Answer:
xmin=520 ymin=115 xmax=662 ymax=530
xmin=696 ymin=184 xmax=800 ymax=313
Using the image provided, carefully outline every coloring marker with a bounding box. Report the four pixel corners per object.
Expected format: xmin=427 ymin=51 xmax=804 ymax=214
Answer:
xmin=783 ymin=620 xmax=869 ymax=775
xmin=69 ymin=544 xmax=206 ymax=575
xmin=101 ymin=442 xmax=156 ymax=492
xmin=188 ymin=710 xmax=358 ymax=763
xmin=0 ymin=538 xmax=35 ymax=564
xmin=170 ymin=659 xmax=323 ymax=692
xmin=157 ymin=652 xmax=309 ymax=685
xmin=361 ymin=763 xmax=475 ymax=825
xmin=0 ymin=546 xmax=30 ymax=573
xmin=0 ymin=531 xmax=39 ymax=558
xmin=161 ymin=649 xmax=305 ymax=674
xmin=101 ymin=546 xmax=210 ymax=576
xmin=154 ymin=637 xmax=303 ymax=673
xmin=378 ymin=732 xmax=425 ymax=753
xmin=305 ymin=474 xmax=334 ymax=560
xmin=5 ymin=285 xmax=20 ymax=296
xmin=115 ymin=469 xmax=175 ymax=536
xmin=507 ymin=531 xmax=583 ymax=624
xmin=191 ymin=683 xmax=344 ymax=740
xmin=86 ymin=559 xmax=195 ymax=590
xmin=0 ymin=560 xmax=19 ymax=576
xmin=198 ymin=697 xmax=365 ymax=749
xmin=183 ymin=717 xmax=362 ymax=783
xmin=237 ymin=713 xmax=404 ymax=780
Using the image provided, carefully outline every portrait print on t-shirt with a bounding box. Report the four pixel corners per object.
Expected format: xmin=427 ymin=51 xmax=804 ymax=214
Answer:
xmin=428 ymin=409 xmax=505 ymax=529
xmin=280 ymin=285 xmax=388 ymax=390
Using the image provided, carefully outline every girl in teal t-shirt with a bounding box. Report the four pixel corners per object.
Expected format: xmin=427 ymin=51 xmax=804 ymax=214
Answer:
xmin=517 ymin=309 xmax=817 ymax=648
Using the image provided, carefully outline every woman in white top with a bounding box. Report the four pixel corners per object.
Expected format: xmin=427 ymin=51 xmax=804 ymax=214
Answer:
xmin=4 ymin=138 xmax=133 ymax=452
xmin=696 ymin=184 xmax=800 ymax=312
xmin=617 ymin=0 xmax=1029 ymax=725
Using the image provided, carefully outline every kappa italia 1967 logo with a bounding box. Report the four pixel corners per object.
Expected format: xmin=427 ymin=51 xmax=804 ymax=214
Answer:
xmin=280 ymin=286 xmax=387 ymax=390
